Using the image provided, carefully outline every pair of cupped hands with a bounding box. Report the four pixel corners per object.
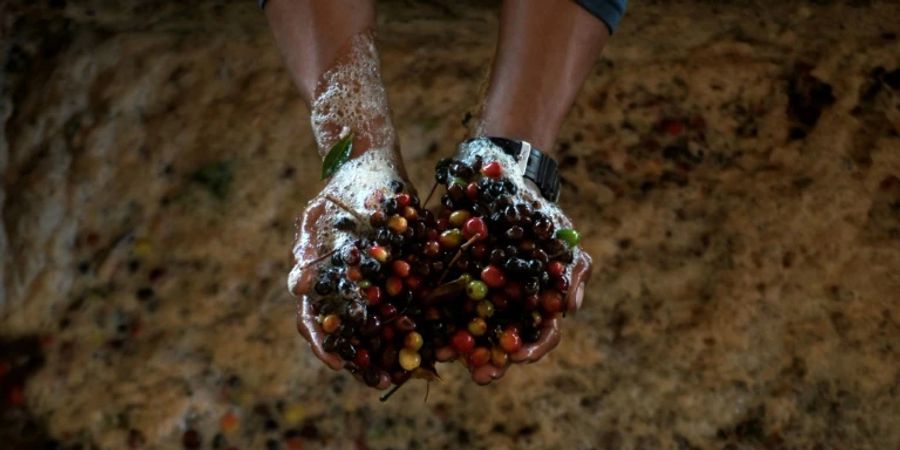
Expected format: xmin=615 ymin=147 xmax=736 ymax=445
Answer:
xmin=289 ymin=137 xmax=592 ymax=388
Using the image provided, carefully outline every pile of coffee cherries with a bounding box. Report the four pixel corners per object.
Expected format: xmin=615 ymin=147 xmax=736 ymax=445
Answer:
xmin=430 ymin=157 xmax=578 ymax=369
xmin=310 ymin=182 xmax=440 ymax=389
xmin=308 ymin=158 xmax=579 ymax=392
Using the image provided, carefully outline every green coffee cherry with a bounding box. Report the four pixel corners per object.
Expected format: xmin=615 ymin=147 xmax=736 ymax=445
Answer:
xmin=466 ymin=280 xmax=488 ymax=300
xmin=556 ymin=228 xmax=581 ymax=248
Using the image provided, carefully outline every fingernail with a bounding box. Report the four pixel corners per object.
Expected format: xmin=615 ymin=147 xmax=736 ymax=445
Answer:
xmin=575 ymin=282 xmax=585 ymax=310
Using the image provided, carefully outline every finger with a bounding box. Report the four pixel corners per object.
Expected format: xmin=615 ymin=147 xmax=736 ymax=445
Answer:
xmin=435 ymin=345 xmax=457 ymax=362
xmin=565 ymin=249 xmax=593 ymax=313
xmin=296 ymin=296 xmax=343 ymax=370
xmin=291 ymin=199 xmax=345 ymax=370
xmin=472 ymin=363 xmax=507 ymax=385
xmin=509 ymin=315 xmax=562 ymax=363
xmin=289 ymin=200 xmax=328 ymax=297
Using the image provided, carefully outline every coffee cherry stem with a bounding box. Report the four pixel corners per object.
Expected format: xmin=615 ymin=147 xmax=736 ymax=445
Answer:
xmin=424 ymin=277 xmax=467 ymax=302
xmin=324 ymin=194 xmax=371 ymax=229
xmin=379 ymin=378 xmax=408 ymax=402
xmin=296 ymin=247 xmax=339 ymax=271
xmin=422 ymin=181 xmax=439 ymax=208
xmin=438 ymin=234 xmax=481 ymax=283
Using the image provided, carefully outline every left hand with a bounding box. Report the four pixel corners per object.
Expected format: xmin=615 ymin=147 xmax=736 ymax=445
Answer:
xmin=433 ymin=138 xmax=593 ymax=385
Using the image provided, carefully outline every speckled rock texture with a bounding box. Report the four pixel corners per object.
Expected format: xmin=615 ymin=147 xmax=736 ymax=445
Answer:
xmin=2 ymin=1 xmax=899 ymax=449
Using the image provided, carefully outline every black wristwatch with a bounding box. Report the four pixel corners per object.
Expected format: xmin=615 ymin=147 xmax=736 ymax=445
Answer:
xmin=480 ymin=137 xmax=561 ymax=202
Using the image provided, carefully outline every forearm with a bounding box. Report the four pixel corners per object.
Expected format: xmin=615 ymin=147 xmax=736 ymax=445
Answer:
xmin=265 ymin=0 xmax=375 ymax=104
xmin=480 ymin=0 xmax=610 ymax=152
xmin=266 ymin=0 xmax=398 ymax=162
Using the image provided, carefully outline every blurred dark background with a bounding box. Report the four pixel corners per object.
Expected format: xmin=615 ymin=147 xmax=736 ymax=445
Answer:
xmin=2 ymin=1 xmax=899 ymax=449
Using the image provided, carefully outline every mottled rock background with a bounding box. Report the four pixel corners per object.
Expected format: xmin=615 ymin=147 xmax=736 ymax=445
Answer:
xmin=2 ymin=1 xmax=899 ymax=449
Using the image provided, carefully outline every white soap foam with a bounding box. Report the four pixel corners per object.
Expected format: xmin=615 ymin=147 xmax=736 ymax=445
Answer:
xmin=310 ymin=32 xmax=395 ymax=157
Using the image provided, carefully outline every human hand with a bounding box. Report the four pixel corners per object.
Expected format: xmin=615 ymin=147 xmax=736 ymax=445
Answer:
xmin=433 ymin=138 xmax=593 ymax=385
xmin=289 ymin=146 xmax=409 ymax=390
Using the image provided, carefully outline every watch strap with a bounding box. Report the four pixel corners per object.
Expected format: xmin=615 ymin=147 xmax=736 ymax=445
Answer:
xmin=485 ymin=137 xmax=561 ymax=202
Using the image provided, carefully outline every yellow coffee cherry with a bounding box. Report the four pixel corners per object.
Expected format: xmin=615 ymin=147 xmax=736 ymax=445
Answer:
xmin=468 ymin=317 xmax=488 ymax=336
xmin=491 ymin=346 xmax=509 ymax=368
xmin=404 ymin=332 xmax=423 ymax=351
xmin=399 ymin=348 xmax=421 ymax=371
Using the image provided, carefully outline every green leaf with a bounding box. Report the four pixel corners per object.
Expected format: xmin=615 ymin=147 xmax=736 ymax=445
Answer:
xmin=321 ymin=133 xmax=353 ymax=179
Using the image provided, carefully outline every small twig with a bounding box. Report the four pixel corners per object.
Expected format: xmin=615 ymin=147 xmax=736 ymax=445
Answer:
xmin=422 ymin=181 xmax=439 ymax=208
xmin=324 ymin=194 xmax=369 ymax=226
xmin=424 ymin=380 xmax=431 ymax=403
xmin=296 ymin=248 xmax=338 ymax=271
xmin=424 ymin=278 xmax=467 ymax=303
xmin=379 ymin=379 xmax=408 ymax=402
xmin=438 ymin=235 xmax=481 ymax=283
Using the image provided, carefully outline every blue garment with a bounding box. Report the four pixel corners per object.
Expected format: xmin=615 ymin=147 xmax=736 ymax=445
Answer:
xmin=259 ymin=1 xmax=627 ymax=32
xmin=576 ymin=0 xmax=627 ymax=33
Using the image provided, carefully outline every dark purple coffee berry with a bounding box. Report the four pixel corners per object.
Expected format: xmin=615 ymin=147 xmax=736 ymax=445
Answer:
xmin=363 ymin=368 xmax=381 ymax=387
xmin=323 ymin=334 xmax=339 ymax=352
xmin=503 ymin=205 xmax=518 ymax=223
xmin=346 ymin=301 xmax=367 ymax=323
xmin=449 ymin=161 xmax=473 ymax=179
xmin=523 ymin=278 xmax=540 ymax=295
xmin=383 ymin=198 xmax=399 ymax=215
xmin=448 ymin=183 xmax=466 ymax=202
xmin=374 ymin=228 xmax=392 ymax=245
xmin=533 ymin=218 xmax=554 ymax=240
xmin=523 ymin=327 xmax=542 ymax=343
xmin=532 ymin=248 xmax=549 ymax=264
xmin=361 ymin=315 xmax=382 ymax=336
xmin=359 ymin=257 xmax=380 ymax=277
xmin=505 ymin=257 xmax=529 ymax=274
xmin=505 ymin=226 xmax=525 ymax=241
xmin=516 ymin=203 xmax=533 ymax=218
xmin=421 ymin=209 xmax=436 ymax=226
xmin=330 ymin=251 xmax=344 ymax=266
xmin=335 ymin=216 xmax=356 ymax=231
xmin=502 ymin=179 xmax=517 ymax=196
xmin=489 ymin=249 xmax=506 ymax=265
xmin=338 ymin=341 xmax=357 ymax=360
xmin=342 ymin=247 xmax=361 ymax=265
xmin=314 ymin=280 xmax=333 ymax=296
xmin=441 ymin=194 xmax=456 ymax=210
xmin=526 ymin=259 xmax=543 ymax=274
xmin=338 ymin=279 xmax=357 ymax=299
xmin=540 ymin=271 xmax=551 ymax=286
xmin=471 ymin=156 xmax=484 ymax=172
xmin=414 ymin=262 xmax=431 ymax=276
xmin=488 ymin=211 xmax=505 ymax=229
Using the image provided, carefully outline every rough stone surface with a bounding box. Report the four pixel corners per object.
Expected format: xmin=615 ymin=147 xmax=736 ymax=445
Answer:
xmin=2 ymin=1 xmax=899 ymax=449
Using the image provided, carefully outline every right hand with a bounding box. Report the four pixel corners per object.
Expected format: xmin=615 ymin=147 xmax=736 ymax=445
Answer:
xmin=289 ymin=145 xmax=409 ymax=390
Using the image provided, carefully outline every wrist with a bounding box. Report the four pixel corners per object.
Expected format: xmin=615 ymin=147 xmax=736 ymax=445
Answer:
xmin=458 ymin=137 xmax=560 ymax=202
